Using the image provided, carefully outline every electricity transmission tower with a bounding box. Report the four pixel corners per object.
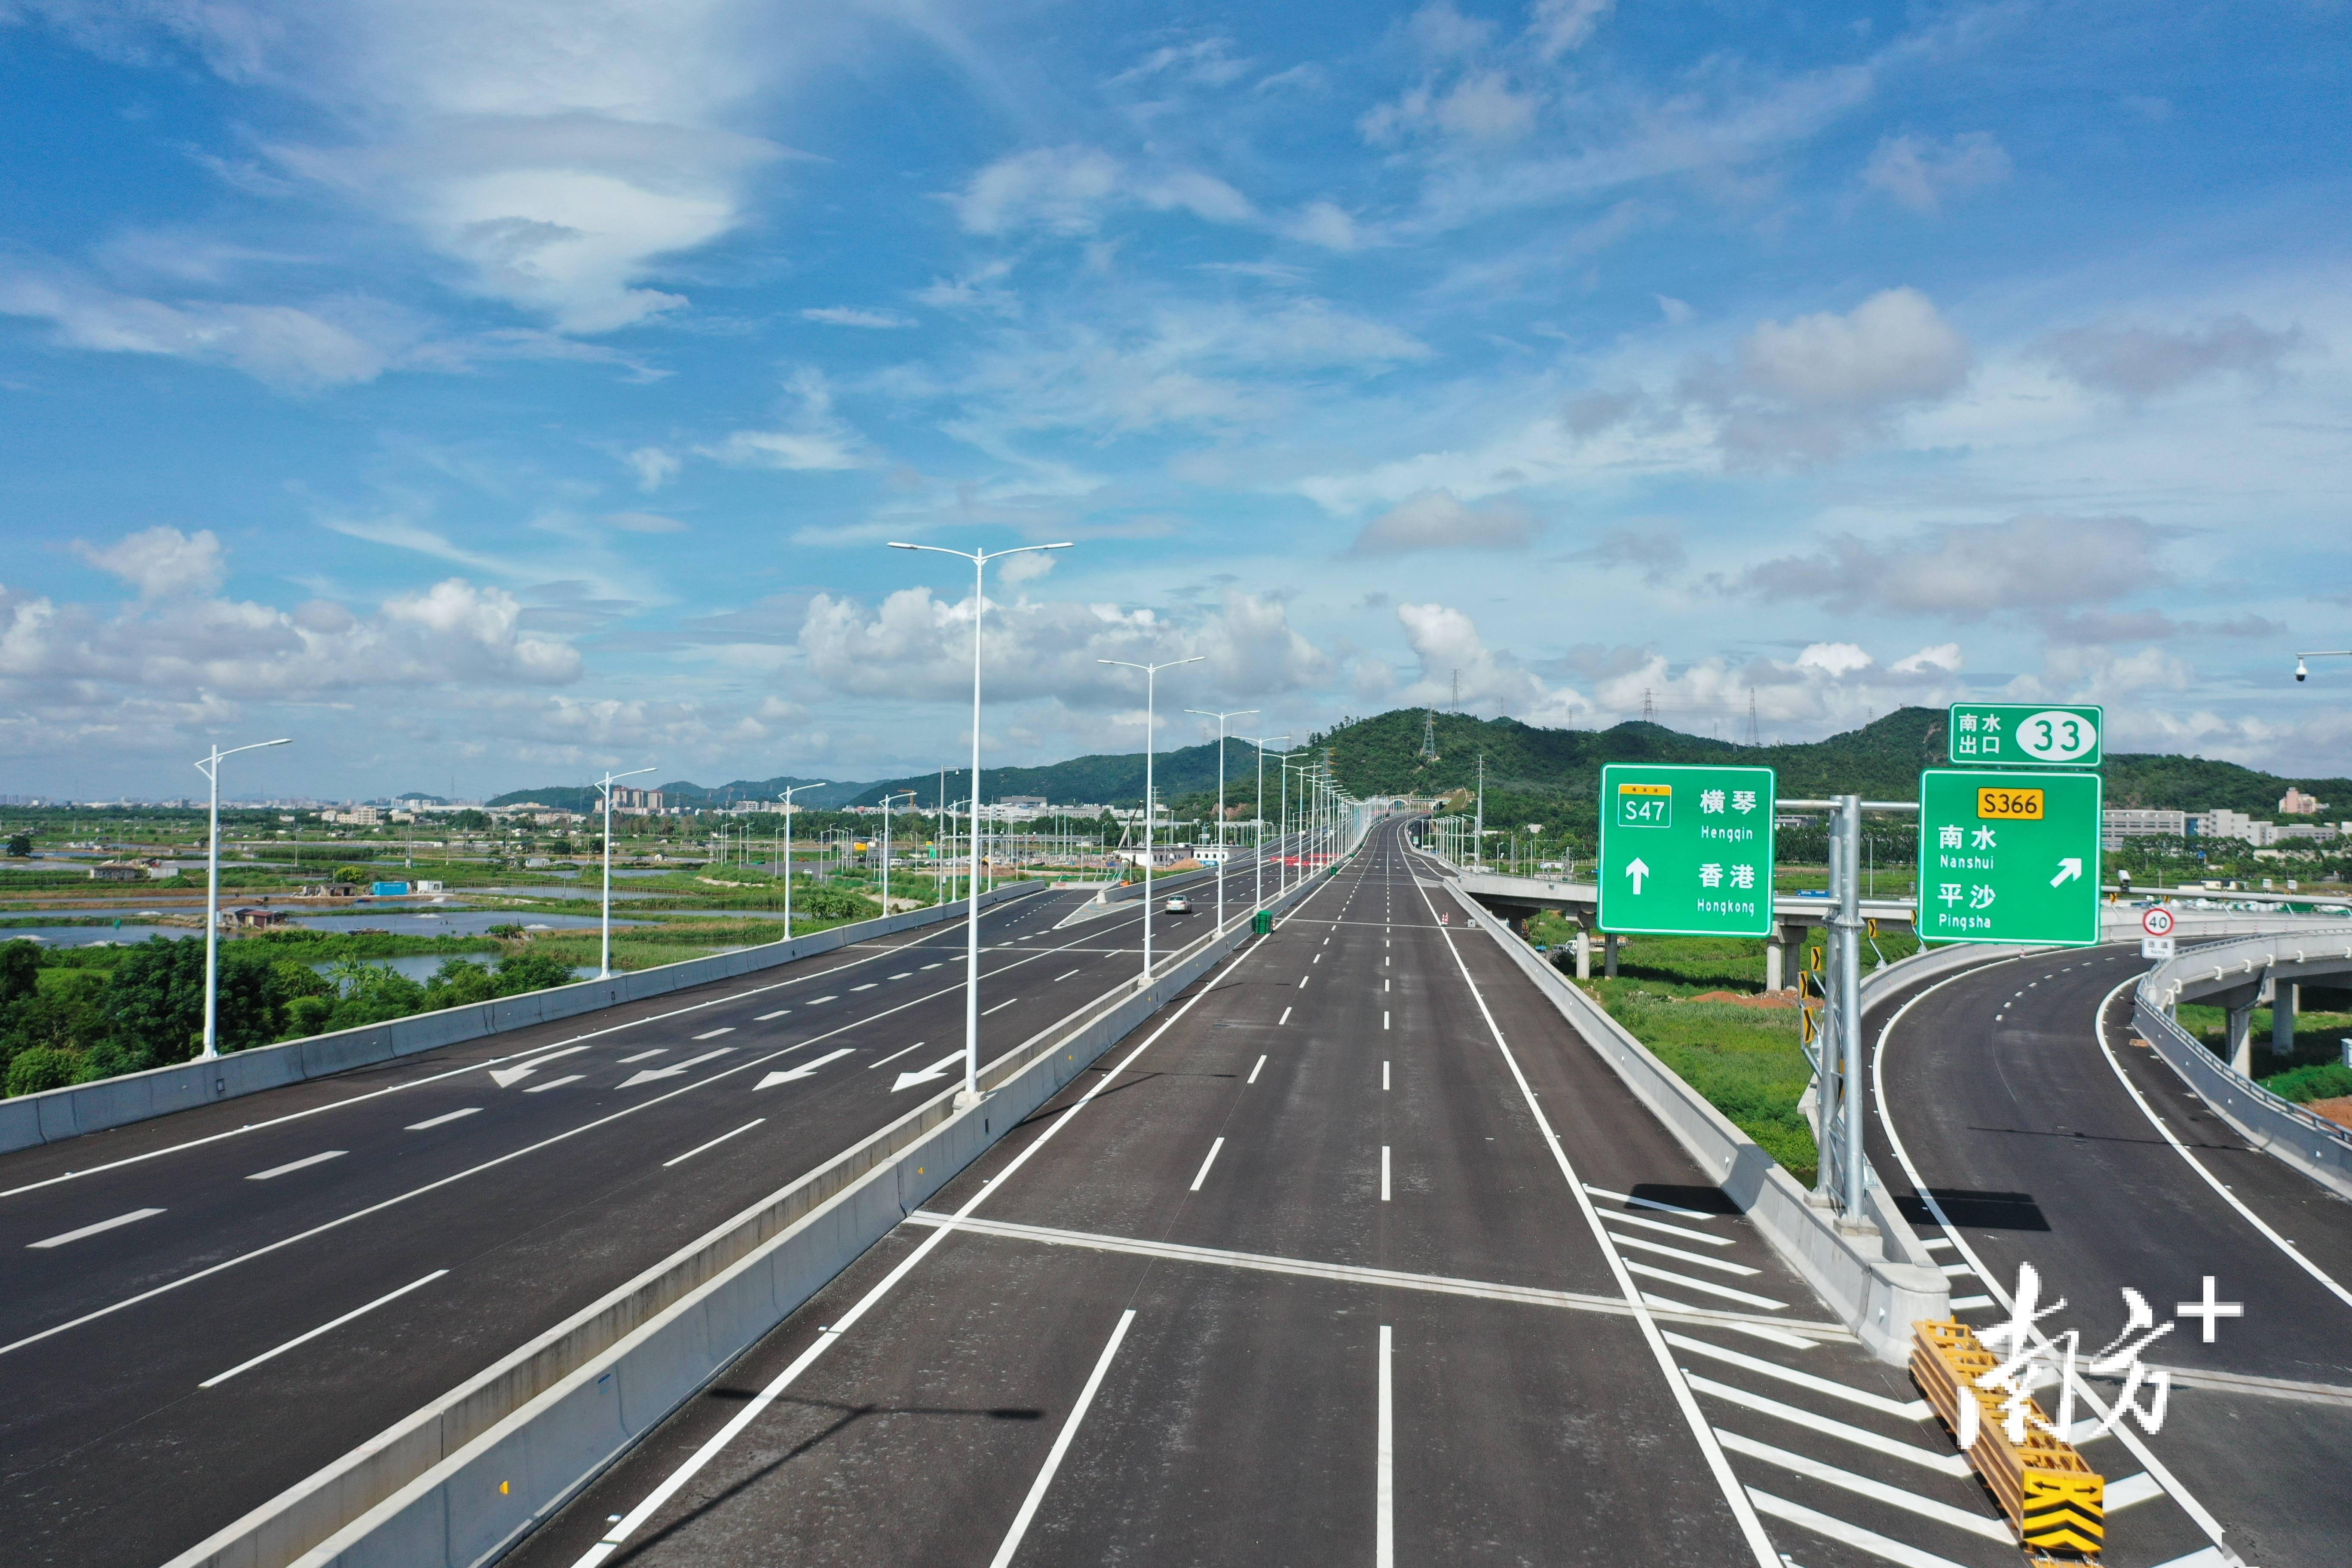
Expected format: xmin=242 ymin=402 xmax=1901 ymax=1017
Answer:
xmin=1746 ymin=688 xmax=1761 ymax=747
xmin=1641 ymin=687 xmax=1655 ymax=723
xmin=1418 ymin=705 xmax=1439 ymax=762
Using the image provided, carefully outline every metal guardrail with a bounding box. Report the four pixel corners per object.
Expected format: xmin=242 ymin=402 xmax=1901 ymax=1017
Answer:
xmin=2134 ymin=932 xmax=2352 ymax=1201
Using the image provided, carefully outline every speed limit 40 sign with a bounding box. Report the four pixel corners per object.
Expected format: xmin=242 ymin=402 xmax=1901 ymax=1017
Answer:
xmin=2142 ymin=905 xmax=2176 ymax=937
xmin=1948 ymin=704 xmax=2102 ymax=767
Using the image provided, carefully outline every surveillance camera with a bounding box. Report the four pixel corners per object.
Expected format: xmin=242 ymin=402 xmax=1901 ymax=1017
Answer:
xmin=2299 ymin=670 xmax=2309 ymax=682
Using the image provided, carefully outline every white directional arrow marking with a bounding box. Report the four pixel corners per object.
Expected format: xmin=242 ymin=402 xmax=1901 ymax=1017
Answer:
xmin=891 ymin=1051 xmax=967 ymax=1093
xmin=756 ymin=1048 xmax=856 ymax=1089
xmin=619 ymin=1047 xmax=734 ymax=1089
xmin=2050 ymin=857 xmax=2084 ymax=888
xmin=488 ymin=1046 xmax=588 ymax=1088
xmin=1625 ymin=857 xmax=1651 ymax=894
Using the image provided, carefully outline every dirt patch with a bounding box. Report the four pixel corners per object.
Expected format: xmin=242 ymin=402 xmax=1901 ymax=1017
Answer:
xmin=1688 ymin=989 xmax=1801 ymax=1010
xmin=2306 ymin=1096 xmax=2352 ymax=1132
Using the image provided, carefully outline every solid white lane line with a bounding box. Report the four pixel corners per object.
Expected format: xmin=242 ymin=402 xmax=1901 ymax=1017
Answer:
xmin=199 ymin=1270 xmax=448 ymax=1388
xmin=246 ymin=1150 xmax=347 ymax=1182
xmin=567 ymin=892 xmax=1309 ymax=1568
xmin=1604 ymin=1211 xmax=1737 ymax=1246
xmin=1381 ymin=1145 xmax=1392 ymax=1202
xmin=405 ymin=1107 xmax=481 ymax=1131
xmin=1714 ymin=1430 xmax=2010 ymax=1541
xmin=1606 ymin=1233 xmax=1761 ymax=1276
xmin=982 ymin=996 xmax=1020 ymax=1015
xmin=1249 ymin=1055 xmax=1266 ymax=1084
xmin=756 ymin=1010 xmax=790 ymax=1021
xmin=1684 ymin=1374 xmax=1968 ymax=1474
xmin=1580 ymin=1183 xmax=1715 ymax=1219
xmin=1278 ymin=1006 xmax=1292 ymax=1025
xmin=523 ymin=1075 xmax=585 ymax=1093
xmin=617 ymin=1049 xmax=667 ymax=1064
xmin=986 ymin=1310 xmax=1137 ymax=1568
xmin=1189 ymin=1137 xmax=1225 ymax=1192
xmin=692 ymin=1027 xmax=735 ymax=1040
xmin=1663 ymin=1332 xmax=1929 ymax=1418
xmin=28 ymin=1207 xmax=166 ymax=1250
xmin=1376 ymin=1324 xmax=1395 ymax=1568
xmin=663 ymin=1120 xmax=766 ymax=1168
xmin=1626 ymin=1261 xmax=1784 ymax=1307
xmin=1745 ymin=1488 xmax=1973 ymax=1568
xmin=865 ymin=1038 xmax=932 ymax=1069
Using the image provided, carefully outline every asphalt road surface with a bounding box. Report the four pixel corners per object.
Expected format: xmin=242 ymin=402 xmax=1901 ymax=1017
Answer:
xmin=0 ymin=856 xmax=1295 ymax=1568
xmin=508 ymin=819 xmax=2148 ymax=1568
xmin=1870 ymin=942 xmax=2352 ymax=1568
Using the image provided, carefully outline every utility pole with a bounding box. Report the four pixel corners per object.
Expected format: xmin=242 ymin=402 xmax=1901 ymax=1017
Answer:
xmin=1473 ymin=754 xmax=1485 ymax=870
xmin=1186 ymin=707 xmax=1257 ymax=937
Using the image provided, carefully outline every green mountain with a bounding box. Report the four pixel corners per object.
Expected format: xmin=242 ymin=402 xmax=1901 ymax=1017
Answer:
xmin=488 ymin=775 xmax=861 ymax=813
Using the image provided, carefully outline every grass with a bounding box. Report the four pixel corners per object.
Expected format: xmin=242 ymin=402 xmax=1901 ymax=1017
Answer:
xmin=2176 ymin=1001 xmax=2352 ymax=1099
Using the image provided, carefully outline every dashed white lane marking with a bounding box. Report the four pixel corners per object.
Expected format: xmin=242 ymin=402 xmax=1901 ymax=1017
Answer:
xmin=1665 ymin=1332 xmax=1929 ymax=1418
xmin=1054 ymin=969 xmax=1081 ymax=982
xmin=1684 ymin=1373 xmax=1967 ymax=1474
xmin=987 ymin=1309 xmax=1137 ymax=1568
xmin=808 ymin=995 xmax=838 ymax=1004
xmin=246 ymin=1150 xmax=347 ymax=1182
xmin=1298 ymin=976 xmax=1310 ymax=989
xmin=756 ymin=1010 xmax=789 ymax=1021
xmin=523 ymin=1074 xmax=586 ymax=1093
xmin=28 ymin=1207 xmax=166 ymax=1249
xmin=851 ymin=984 xmax=877 ymax=993
xmin=1382 ymin=1060 xmax=1390 ymax=1091
xmin=692 ymin=1027 xmax=735 ymax=1040
xmin=617 ymin=1049 xmax=666 ymax=1064
xmin=888 ymin=972 xmax=912 ymax=980
xmin=1313 ymin=952 xmax=1323 ymax=963
xmin=1715 ymin=1430 xmax=2010 ymax=1541
xmin=405 ymin=1107 xmax=480 ymax=1131
xmin=1381 ymin=1145 xmax=1392 ymax=1202
xmin=1746 ymin=1487 xmax=1973 ymax=1568
xmin=982 ymin=996 xmax=1020 ymax=1015
xmin=1383 ymin=1011 xmax=1390 ymax=1030
xmin=663 ymin=1119 xmax=766 ymax=1168
xmin=1189 ymin=1137 xmax=1225 ymax=1192
xmin=199 ymin=1269 xmax=448 ymax=1389
xmin=1376 ymin=1324 xmax=1395 ymax=1568
xmin=865 ymin=1038 xmax=931 ymax=1069
xmin=1583 ymin=1184 xmax=1714 ymax=1219
xmin=1278 ymin=1006 xmax=1292 ymax=1025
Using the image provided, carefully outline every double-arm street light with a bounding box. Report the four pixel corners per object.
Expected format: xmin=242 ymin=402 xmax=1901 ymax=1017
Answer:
xmin=194 ymin=736 xmax=291 ymax=1060
xmin=594 ymin=765 xmax=656 ymax=979
xmin=1242 ymin=732 xmax=1289 ymax=921
xmin=891 ymin=539 xmax=1072 ymax=1104
xmin=1100 ymin=654 xmax=1203 ymax=979
xmin=1185 ymin=707 xmax=1257 ymax=937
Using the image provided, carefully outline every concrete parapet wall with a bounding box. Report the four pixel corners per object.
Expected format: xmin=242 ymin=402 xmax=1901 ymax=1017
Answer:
xmin=161 ymin=878 xmax=1323 ymax=1568
xmin=1446 ymin=884 xmax=1949 ymax=1365
xmin=0 ymin=885 xmax=1042 ymax=1156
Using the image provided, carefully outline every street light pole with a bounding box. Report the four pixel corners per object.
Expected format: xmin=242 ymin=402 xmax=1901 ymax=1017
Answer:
xmin=879 ymin=789 xmax=914 ymax=913
xmin=891 ymin=540 xmax=1072 ymax=1104
xmin=1101 ymin=655 xmax=1204 ymax=979
xmin=1242 ymin=733 xmax=1288 ymax=922
xmin=193 ymin=736 xmax=290 ymax=1060
xmin=593 ymin=766 xmax=656 ymax=979
xmin=1185 ymin=708 xmax=1257 ymax=936
xmin=779 ymin=780 xmax=830 ymax=942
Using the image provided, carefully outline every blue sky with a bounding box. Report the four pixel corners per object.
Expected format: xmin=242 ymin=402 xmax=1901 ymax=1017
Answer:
xmin=3 ymin=0 xmax=2348 ymax=800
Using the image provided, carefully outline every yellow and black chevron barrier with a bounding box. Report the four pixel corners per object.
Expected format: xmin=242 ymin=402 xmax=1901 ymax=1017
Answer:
xmin=1911 ymin=1319 xmax=2106 ymax=1560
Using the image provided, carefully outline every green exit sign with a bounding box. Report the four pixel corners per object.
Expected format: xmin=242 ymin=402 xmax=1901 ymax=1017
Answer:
xmin=1947 ymin=703 xmax=2103 ymax=767
xmin=1916 ymin=768 xmax=2103 ymax=946
xmin=1597 ymin=764 xmax=1777 ymax=937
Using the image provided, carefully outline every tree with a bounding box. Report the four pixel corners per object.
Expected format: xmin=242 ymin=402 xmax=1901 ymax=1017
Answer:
xmin=0 ymin=940 xmax=39 ymax=1004
xmin=105 ymin=937 xmax=279 ymax=1068
xmin=493 ymin=951 xmax=576 ymax=995
xmin=5 ymin=831 xmax=31 ymax=858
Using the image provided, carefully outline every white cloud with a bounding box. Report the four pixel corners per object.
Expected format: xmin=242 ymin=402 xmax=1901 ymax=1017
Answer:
xmin=1795 ymin=641 xmax=1873 ymax=678
xmin=1362 ymin=71 xmax=1540 ymax=146
xmin=1687 ymin=286 xmax=1972 ymax=463
xmin=1526 ymin=0 xmax=1612 ymax=59
xmin=950 ymin=146 xmax=1255 ymax=238
xmin=1741 ymin=512 xmax=2171 ymax=622
xmin=1393 ymin=602 xmax=1585 ymax=723
xmin=1283 ymin=200 xmax=1367 ymax=251
xmin=74 ymin=527 xmax=228 ymax=600
xmin=2033 ymin=315 xmax=2305 ymax=401
xmin=1350 ymin=490 xmax=1540 ymax=555
xmin=1861 ymin=131 xmax=2011 ymax=214
xmin=1654 ymin=294 xmax=1693 ymax=325
xmin=801 ymin=306 xmax=918 ymax=328
xmin=1892 ymin=642 xmax=1963 ymax=674
xmin=0 ymin=270 xmax=392 ymax=389
xmin=627 ymin=447 xmax=680 ymax=492
xmin=698 ymin=368 xmax=877 ymax=472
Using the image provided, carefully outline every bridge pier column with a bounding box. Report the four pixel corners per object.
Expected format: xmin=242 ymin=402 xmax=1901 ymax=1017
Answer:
xmin=2273 ymin=981 xmax=2299 ymax=1056
xmin=2226 ymin=1001 xmax=2257 ymax=1076
xmin=1573 ymin=925 xmax=1591 ymax=981
xmin=1765 ymin=925 xmax=1787 ymax=993
xmin=1604 ymin=934 xmax=1620 ymax=979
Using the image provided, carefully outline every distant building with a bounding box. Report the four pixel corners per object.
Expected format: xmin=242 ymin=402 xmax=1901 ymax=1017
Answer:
xmin=610 ymin=787 xmax=664 ymax=813
xmin=2280 ymin=787 xmax=2328 ymax=815
xmin=2101 ymin=807 xmax=2186 ymax=848
xmin=88 ymin=861 xmax=148 ymax=882
xmin=2188 ymin=808 xmax=2259 ymax=843
xmin=324 ymin=806 xmax=383 ymax=826
xmin=298 ymin=881 xmax=361 ymax=897
xmin=228 ymin=907 xmax=291 ymax=928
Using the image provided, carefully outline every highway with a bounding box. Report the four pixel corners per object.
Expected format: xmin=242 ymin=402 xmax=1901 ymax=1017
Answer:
xmin=1868 ymin=944 xmax=2352 ymax=1568
xmin=507 ymin=817 xmax=2104 ymax=1568
xmin=0 ymin=854 xmax=1294 ymax=1568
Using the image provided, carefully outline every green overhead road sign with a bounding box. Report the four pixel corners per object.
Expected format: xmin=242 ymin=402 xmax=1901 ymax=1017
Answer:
xmin=1947 ymin=703 xmax=2103 ymax=767
xmin=1917 ymin=768 xmax=2104 ymax=946
xmin=1597 ymin=763 xmax=1776 ymax=937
